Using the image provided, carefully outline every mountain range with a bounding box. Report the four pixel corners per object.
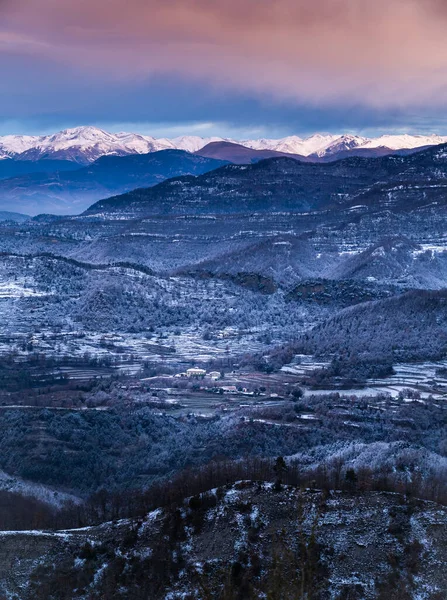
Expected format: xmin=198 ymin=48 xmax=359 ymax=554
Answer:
xmin=86 ymin=143 xmax=447 ymax=218
xmin=0 ymin=138 xmax=445 ymax=216
xmin=0 ymin=158 xmax=80 ymax=180
xmin=1 ymin=126 xmax=446 ymax=164
xmin=0 ymin=151 xmax=227 ymax=215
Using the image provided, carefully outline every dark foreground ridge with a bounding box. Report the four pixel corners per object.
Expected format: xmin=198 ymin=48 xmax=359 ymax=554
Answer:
xmin=1 ymin=477 xmax=446 ymax=600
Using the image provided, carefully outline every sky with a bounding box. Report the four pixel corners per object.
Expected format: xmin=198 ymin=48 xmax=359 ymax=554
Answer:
xmin=1 ymin=0 xmax=447 ymax=138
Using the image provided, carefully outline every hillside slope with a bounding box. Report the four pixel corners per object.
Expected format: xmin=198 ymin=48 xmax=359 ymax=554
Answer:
xmin=2 ymin=483 xmax=446 ymax=599
xmin=85 ymin=144 xmax=447 ymax=219
xmin=300 ymin=289 xmax=447 ymax=361
xmin=178 ymin=234 xmax=333 ymax=284
xmin=329 ymin=237 xmax=447 ymax=289
xmin=86 ymin=154 xmax=408 ymax=217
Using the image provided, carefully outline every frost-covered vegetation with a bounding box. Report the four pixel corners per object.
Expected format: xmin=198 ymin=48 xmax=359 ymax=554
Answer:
xmin=0 ymin=146 xmax=447 ymax=596
xmin=298 ymin=289 xmax=447 ymax=361
xmin=0 ymin=383 xmax=444 ymax=499
xmin=3 ymin=478 xmax=447 ymax=600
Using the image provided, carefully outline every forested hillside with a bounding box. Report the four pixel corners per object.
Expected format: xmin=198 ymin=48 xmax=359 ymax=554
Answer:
xmin=300 ymin=290 xmax=447 ymax=360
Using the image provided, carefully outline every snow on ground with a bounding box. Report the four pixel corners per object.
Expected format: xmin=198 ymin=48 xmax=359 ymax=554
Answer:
xmin=283 ymin=355 xmax=447 ymax=400
xmin=411 ymin=243 xmax=447 ymax=256
xmin=0 ymin=282 xmax=49 ymax=298
xmin=0 ymin=469 xmax=81 ymax=508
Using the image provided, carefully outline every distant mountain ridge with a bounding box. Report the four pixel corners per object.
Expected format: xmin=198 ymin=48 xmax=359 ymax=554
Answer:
xmin=194 ymin=141 xmax=429 ymax=164
xmin=0 ymin=151 xmax=227 ymax=215
xmin=193 ymin=141 xmax=310 ymax=164
xmin=1 ymin=139 xmax=445 ymax=216
xmin=243 ymin=133 xmax=447 ymax=157
xmin=85 ymin=142 xmax=447 ymax=218
xmin=0 ymin=158 xmax=81 ymax=180
xmin=84 ymin=154 xmax=404 ymax=217
xmin=0 ymin=211 xmax=29 ymax=223
xmin=1 ymin=125 xmax=446 ymax=164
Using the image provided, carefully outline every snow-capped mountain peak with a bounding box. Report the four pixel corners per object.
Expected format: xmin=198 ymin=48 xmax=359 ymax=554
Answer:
xmin=1 ymin=127 xmax=446 ymax=164
xmin=171 ymin=136 xmax=234 ymax=152
xmin=115 ymin=132 xmax=175 ymax=153
xmin=312 ymin=134 xmax=369 ymax=157
xmin=0 ymin=134 xmax=40 ymax=158
xmin=361 ymin=134 xmax=447 ymax=151
xmin=43 ymin=126 xmax=117 ymax=149
xmin=297 ymin=134 xmax=342 ymax=156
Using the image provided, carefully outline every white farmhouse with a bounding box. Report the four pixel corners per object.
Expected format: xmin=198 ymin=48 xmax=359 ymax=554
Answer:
xmin=186 ymin=368 xmax=206 ymax=379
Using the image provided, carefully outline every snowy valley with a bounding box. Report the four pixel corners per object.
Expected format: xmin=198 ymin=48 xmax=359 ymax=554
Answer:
xmin=0 ymin=137 xmax=445 ymax=599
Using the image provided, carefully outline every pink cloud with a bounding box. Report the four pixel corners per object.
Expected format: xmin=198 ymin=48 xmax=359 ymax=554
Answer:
xmin=3 ymin=0 xmax=447 ymax=108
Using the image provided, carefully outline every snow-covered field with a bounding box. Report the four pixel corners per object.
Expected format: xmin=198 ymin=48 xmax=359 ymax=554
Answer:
xmin=283 ymin=355 xmax=447 ymax=400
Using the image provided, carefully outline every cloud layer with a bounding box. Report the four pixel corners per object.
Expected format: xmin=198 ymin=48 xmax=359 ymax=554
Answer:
xmin=2 ymin=0 xmax=447 ymax=133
